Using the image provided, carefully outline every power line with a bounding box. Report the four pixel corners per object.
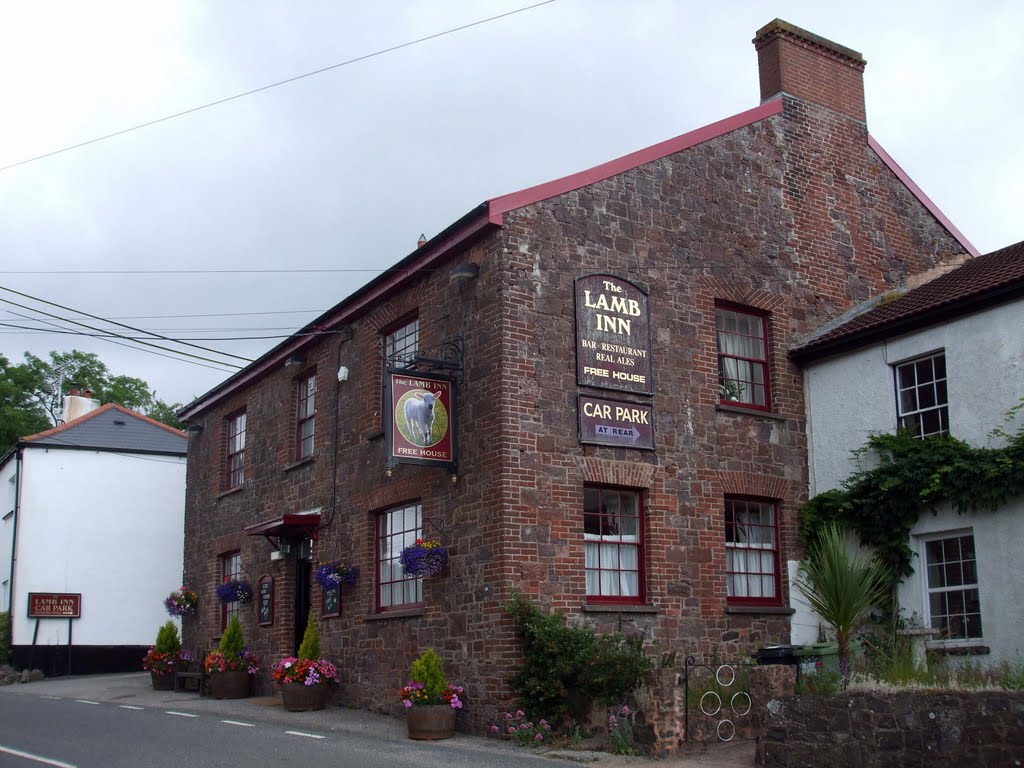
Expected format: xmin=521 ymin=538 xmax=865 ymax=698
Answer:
xmin=0 ymin=310 xmax=238 ymax=374
xmin=0 ymin=321 xmax=347 ymax=343
xmin=0 ymin=0 xmax=557 ymax=174
xmin=0 ymin=293 xmax=244 ymax=370
xmin=0 ymin=285 xmax=252 ymax=363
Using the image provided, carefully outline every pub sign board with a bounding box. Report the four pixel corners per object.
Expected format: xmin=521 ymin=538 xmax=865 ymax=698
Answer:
xmin=575 ymin=274 xmax=653 ymax=395
xmin=578 ymin=395 xmax=655 ymax=450
xmin=386 ymin=372 xmax=456 ymax=468
xmin=28 ymin=592 xmax=81 ymax=618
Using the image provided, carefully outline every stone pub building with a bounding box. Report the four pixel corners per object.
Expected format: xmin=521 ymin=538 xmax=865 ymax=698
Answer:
xmin=179 ymin=20 xmax=974 ymax=743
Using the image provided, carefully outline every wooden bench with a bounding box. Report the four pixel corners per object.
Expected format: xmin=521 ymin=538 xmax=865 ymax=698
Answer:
xmin=174 ymin=657 xmax=207 ymax=696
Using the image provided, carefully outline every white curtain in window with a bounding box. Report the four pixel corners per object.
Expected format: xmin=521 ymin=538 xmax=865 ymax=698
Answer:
xmin=585 ymin=535 xmax=639 ymax=596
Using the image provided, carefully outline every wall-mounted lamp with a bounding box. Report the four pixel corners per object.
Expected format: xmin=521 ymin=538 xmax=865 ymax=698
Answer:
xmin=337 ymin=365 xmax=349 ymax=383
xmin=285 ymin=354 xmax=305 ymax=368
xmin=450 ymin=263 xmax=480 ymax=282
xmin=185 ymin=423 xmax=204 ymax=435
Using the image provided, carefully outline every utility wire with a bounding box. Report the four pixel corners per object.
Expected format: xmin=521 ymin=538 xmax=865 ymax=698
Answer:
xmin=0 ymin=0 xmax=556 ymax=174
xmin=0 ymin=285 xmax=252 ymax=363
xmin=0 ymin=294 xmax=243 ymax=370
xmin=0 ymin=309 xmax=238 ymax=374
xmin=0 ymin=321 xmax=348 ymax=343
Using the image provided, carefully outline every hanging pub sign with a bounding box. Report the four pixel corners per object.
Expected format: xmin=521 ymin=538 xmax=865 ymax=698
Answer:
xmin=575 ymin=274 xmax=653 ymax=395
xmin=578 ymin=395 xmax=655 ymax=450
xmin=28 ymin=592 xmax=81 ymax=618
xmin=386 ymin=372 xmax=456 ymax=469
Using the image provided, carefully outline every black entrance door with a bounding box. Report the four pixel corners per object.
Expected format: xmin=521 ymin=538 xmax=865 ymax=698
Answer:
xmin=294 ymin=552 xmax=312 ymax=653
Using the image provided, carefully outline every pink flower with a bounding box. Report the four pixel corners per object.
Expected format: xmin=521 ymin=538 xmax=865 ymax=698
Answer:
xmin=620 ymin=705 xmax=630 ymax=716
xmin=490 ymin=725 xmax=499 ymax=733
xmin=507 ymin=727 xmax=516 ymax=735
xmin=515 ymin=710 xmax=525 ymax=718
xmin=403 ymin=700 xmax=412 ymax=708
xmin=534 ymin=733 xmax=543 ymax=742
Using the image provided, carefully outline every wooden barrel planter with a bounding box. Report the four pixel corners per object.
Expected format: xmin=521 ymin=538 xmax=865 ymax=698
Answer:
xmin=406 ymin=704 xmax=457 ymax=740
xmin=281 ymin=682 xmax=330 ymax=712
xmin=208 ymin=670 xmax=250 ymax=699
xmin=150 ymin=670 xmax=175 ymax=691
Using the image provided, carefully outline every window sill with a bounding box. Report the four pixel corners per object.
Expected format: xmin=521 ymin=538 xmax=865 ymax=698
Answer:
xmin=584 ymin=603 xmax=660 ymax=614
xmin=216 ymin=485 xmax=245 ymax=500
xmin=364 ymin=429 xmax=385 ymax=442
xmin=725 ymin=605 xmax=794 ymax=615
xmin=364 ymin=607 xmax=424 ymax=621
xmin=928 ymin=643 xmax=990 ymax=656
xmin=716 ymin=404 xmax=786 ymax=421
xmin=283 ymin=456 xmax=315 ymax=473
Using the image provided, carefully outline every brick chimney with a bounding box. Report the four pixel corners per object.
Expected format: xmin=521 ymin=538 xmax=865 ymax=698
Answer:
xmin=753 ymin=19 xmax=867 ymax=123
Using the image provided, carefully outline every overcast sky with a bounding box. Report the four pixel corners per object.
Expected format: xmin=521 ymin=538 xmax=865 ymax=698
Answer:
xmin=1 ymin=1 xmax=1021 ymax=408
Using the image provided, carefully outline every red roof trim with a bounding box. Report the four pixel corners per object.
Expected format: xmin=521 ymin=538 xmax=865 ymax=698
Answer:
xmin=179 ymin=213 xmax=495 ymax=420
xmin=867 ymin=135 xmax=979 ymax=258
xmin=22 ymin=403 xmax=186 ymax=442
xmin=487 ymin=99 xmax=785 ymax=222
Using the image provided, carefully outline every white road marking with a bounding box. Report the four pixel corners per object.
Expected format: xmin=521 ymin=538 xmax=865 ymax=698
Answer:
xmin=40 ymin=696 xmax=62 ymax=700
xmin=0 ymin=744 xmax=77 ymax=767
xmin=165 ymin=711 xmax=198 ymax=718
xmin=221 ymin=720 xmax=255 ymax=727
xmin=285 ymin=731 xmax=325 ymax=740
xmin=73 ymin=700 xmax=99 ymax=705
xmin=118 ymin=705 xmax=145 ymax=710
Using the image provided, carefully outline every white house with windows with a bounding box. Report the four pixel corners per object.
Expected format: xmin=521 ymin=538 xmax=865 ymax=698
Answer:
xmin=0 ymin=394 xmax=187 ymax=674
xmin=790 ymin=241 xmax=1024 ymax=662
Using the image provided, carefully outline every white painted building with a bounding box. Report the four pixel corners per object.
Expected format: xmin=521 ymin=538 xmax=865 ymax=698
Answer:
xmin=789 ymin=241 xmax=1024 ymax=663
xmin=0 ymin=396 xmax=187 ymax=674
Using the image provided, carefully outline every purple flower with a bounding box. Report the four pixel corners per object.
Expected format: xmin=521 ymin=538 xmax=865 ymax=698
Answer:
xmin=490 ymin=725 xmax=499 ymax=733
xmin=403 ymin=700 xmax=412 ymax=708
xmin=620 ymin=705 xmax=630 ymax=716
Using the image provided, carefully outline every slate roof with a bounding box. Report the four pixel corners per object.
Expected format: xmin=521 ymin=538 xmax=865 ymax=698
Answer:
xmin=22 ymin=403 xmax=187 ymax=455
xmin=791 ymin=240 xmax=1024 ymax=363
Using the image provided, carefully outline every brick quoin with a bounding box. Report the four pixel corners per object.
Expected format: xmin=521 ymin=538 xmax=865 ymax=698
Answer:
xmin=179 ymin=20 xmax=970 ymax=753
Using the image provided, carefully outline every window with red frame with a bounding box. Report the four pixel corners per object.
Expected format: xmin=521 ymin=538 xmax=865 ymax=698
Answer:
xmin=715 ymin=305 xmax=770 ymax=410
xmin=584 ymin=486 xmax=644 ymax=603
xmin=296 ymin=372 xmax=316 ymax=459
xmin=725 ymin=497 xmax=781 ymax=605
xmin=376 ymin=502 xmax=422 ymax=611
xmin=221 ymin=551 xmax=242 ymax=630
xmin=225 ymin=411 xmax=246 ymax=489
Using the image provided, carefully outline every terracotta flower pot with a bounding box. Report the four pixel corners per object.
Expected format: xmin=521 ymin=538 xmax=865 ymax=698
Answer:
xmin=281 ymin=681 xmax=330 ymax=711
xmin=209 ymin=669 xmax=250 ymax=699
xmin=406 ymin=704 xmax=457 ymax=740
xmin=150 ymin=670 xmax=175 ymax=691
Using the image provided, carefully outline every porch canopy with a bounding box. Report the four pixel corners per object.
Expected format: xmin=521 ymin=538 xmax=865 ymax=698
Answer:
xmin=243 ymin=511 xmax=321 ymax=550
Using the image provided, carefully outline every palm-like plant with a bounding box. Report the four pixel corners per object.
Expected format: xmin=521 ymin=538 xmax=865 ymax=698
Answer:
xmin=796 ymin=524 xmax=891 ymax=688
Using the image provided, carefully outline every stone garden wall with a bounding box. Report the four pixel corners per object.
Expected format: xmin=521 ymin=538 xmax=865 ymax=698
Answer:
xmin=752 ymin=670 xmax=1024 ymax=768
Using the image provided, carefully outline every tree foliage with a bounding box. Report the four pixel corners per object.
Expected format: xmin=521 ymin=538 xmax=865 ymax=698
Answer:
xmin=408 ymin=648 xmax=448 ymax=700
xmin=218 ymin=616 xmax=245 ymax=661
xmin=800 ymin=405 xmax=1024 ymax=583
xmin=0 ymin=349 xmax=183 ymax=453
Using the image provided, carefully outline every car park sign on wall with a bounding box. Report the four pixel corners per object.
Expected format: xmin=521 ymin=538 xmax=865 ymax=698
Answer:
xmin=578 ymin=395 xmax=655 ymax=450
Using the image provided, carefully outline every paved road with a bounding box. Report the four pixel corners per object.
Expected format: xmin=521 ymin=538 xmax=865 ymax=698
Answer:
xmin=0 ymin=673 xmax=753 ymax=767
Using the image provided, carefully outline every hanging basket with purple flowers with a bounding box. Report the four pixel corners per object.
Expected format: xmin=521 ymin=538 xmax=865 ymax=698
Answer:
xmin=216 ymin=579 xmax=254 ymax=604
xmin=314 ymin=560 xmax=359 ymax=590
xmin=399 ymin=539 xmax=449 ymax=577
xmin=163 ymin=586 xmax=198 ymax=617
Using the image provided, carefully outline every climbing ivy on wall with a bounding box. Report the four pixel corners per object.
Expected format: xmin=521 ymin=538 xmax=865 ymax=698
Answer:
xmin=800 ymin=401 xmax=1024 ymax=584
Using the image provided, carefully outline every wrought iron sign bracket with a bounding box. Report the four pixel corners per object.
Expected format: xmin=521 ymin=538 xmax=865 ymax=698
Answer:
xmin=382 ymin=334 xmax=465 ymax=382
xmin=423 ymin=517 xmax=446 ymax=537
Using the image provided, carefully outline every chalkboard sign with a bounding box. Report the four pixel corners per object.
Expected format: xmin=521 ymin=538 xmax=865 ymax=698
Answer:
xmin=257 ymin=576 xmax=273 ymax=626
xmin=322 ymin=585 xmax=340 ymax=618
